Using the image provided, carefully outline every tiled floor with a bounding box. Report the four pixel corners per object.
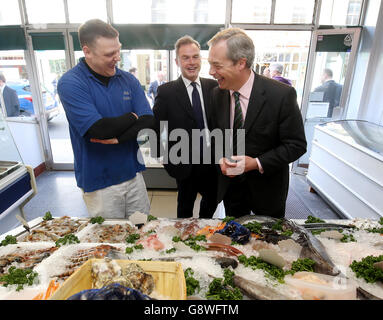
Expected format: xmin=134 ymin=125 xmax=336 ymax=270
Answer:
xmin=22 ymin=170 xmax=342 ymax=222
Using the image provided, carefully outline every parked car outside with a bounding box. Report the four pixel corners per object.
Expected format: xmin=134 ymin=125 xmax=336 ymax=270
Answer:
xmin=7 ymin=80 xmax=60 ymax=120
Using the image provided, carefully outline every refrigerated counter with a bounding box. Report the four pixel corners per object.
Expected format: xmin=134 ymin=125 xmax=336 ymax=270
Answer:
xmin=307 ymin=120 xmax=383 ymax=219
xmin=0 ymin=113 xmax=37 ymax=234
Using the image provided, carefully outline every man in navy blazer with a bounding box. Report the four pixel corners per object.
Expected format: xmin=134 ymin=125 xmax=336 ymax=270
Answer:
xmin=314 ymin=68 xmax=343 ymax=118
xmin=0 ymin=73 xmax=20 ymax=117
xmin=207 ymin=28 xmax=307 ymax=218
xmin=147 ymin=72 xmax=165 ymax=105
xmin=152 ymin=36 xmax=218 ymax=219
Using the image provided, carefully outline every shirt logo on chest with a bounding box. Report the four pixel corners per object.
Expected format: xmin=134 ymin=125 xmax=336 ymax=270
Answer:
xmin=123 ymin=91 xmax=131 ymax=100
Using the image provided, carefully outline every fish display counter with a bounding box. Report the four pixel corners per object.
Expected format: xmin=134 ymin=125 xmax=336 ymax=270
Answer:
xmin=0 ymin=214 xmax=382 ymax=300
xmin=307 ymin=120 xmax=383 ymax=220
xmin=0 ymin=112 xmax=37 ymax=235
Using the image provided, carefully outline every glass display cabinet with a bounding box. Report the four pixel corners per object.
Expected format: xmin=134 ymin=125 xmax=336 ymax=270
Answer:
xmin=0 ymin=112 xmax=37 ymax=235
xmin=307 ymin=120 xmax=383 ymax=219
xmin=138 ymin=137 xmax=177 ymax=189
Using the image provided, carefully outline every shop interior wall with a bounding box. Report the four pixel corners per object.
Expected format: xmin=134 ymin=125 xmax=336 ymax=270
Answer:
xmin=2 ymin=1 xmax=382 ymax=171
xmin=356 ymin=0 xmax=383 ymax=125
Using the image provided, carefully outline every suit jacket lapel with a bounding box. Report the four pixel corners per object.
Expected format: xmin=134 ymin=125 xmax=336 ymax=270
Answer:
xmin=175 ymin=77 xmax=195 ymax=121
xmin=218 ymin=90 xmax=231 ymax=130
xmin=244 ymin=72 xmax=266 ymax=132
xmin=200 ymin=78 xmax=210 ymax=111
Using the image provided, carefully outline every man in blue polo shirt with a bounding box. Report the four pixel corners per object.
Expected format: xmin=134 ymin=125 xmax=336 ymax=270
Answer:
xmin=58 ymin=19 xmax=155 ymax=219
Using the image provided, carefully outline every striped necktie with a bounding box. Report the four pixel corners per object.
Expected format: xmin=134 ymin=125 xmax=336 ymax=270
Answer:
xmin=233 ymin=91 xmax=244 ymax=155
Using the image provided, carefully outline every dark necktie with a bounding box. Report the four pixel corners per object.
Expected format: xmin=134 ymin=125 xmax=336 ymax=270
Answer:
xmin=233 ymin=91 xmax=244 ymax=156
xmin=191 ymin=82 xmax=205 ymax=130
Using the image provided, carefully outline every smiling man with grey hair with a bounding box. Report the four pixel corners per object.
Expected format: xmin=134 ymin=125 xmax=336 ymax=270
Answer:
xmin=207 ymin=27 xmax=306 ymax=218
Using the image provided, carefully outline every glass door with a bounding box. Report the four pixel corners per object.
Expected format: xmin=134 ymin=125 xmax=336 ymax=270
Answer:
xmin=292 ymin=28 xmax=361 ymax=173
xmin=28 ymin=30 xmax=73 ymax=169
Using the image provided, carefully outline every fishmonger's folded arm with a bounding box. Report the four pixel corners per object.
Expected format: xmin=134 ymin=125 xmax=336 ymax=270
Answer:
xmin=85 ymin=112 xmax=138 ymax=139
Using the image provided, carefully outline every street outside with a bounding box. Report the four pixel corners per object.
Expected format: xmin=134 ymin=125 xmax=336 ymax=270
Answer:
xmin=47 ymin=105 xmax=74 ymax=163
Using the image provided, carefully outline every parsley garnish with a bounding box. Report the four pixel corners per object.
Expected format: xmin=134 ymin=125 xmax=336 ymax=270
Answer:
xmin=350 ymin=255 xmax=383 ymax=283
xmin=206 ymin=269 xmax=242 ymax=300
xmin=0 ymin=267 xmax=39 ymax=291
xmin=55 ymin=234 xmax=80 ymax=247
xmin=126 ymin=233 xmax=140 ymax=244
xmin=90 ymin=216 xmax=105 ymax=224
xmin=0 ymin=235 xmax=17 ymax=247
xmin=184 ymin=268 xmax=200 ymax=296
xmin=305 ymin=216 xmax=325 ymax=224
xmin=43 ymin=211 xmax=53 ymax=221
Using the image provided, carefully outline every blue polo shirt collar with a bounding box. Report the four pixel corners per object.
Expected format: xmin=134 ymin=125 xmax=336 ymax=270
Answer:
xmin=79 ymin=57 xmax=122 ymax=81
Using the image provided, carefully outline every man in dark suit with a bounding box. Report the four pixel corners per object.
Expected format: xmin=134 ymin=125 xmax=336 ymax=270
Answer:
xmin=147 ymin=72 xmax=165 ymax=105
xmin=314 ymin=68 xmax=343 ymax=118
xmin=152 ymin=36 xmax=218 ymax=218
xmin=0 ymin=73 xmax=20 ymax=117
xmin=207 ymin=28 xmax=307 ymax=218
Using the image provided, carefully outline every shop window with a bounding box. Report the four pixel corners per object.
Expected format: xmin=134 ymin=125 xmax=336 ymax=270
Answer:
xmin=274 ymin=0 xmax=315 ymax=24
xmin=67 ymin=0 xmax=107 ymax=23
xmin=246 ymin=30 xmax=311 ymax=106
xmin=231 ymin=0 xmax=272 ymax=24
xmin=0 ymin=50 xmax=32 ymax=118
xmin=112 ymin=0 xmax=225 ymax=24
xmin=25 ymin=0 xmax=66 ymax=24
xmin=320 ymin=0 xmax=363 ymax=26
xmin=0 ymin=0 xmax=21 ymax=25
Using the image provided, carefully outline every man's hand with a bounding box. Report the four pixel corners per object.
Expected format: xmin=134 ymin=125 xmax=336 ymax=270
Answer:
xmin=231 ymin=155 xmax=258 ymax=173
xmin=90 ymin=138 xmax=119 ymax=144
xmin=219 ymin=156 xmax=258 ymax=177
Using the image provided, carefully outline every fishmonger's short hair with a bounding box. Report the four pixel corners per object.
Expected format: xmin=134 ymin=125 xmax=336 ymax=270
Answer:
xmin=208 ymin=28 xmax=254 ymax=69
xmin=79 ymin=19 xmax=119 ymax=48
xmin=175 ymin=35 xmax=201 ymax=58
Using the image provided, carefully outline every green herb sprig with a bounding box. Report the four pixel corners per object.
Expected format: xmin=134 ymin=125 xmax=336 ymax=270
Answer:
xmin=238 ymin=255 xmax=286 ymax=283
xmin=270 ymin=219 xmax=293 ymax=236
xmin=172 ymin=235 xmax=207 ymax=252
xmin=43 ymin=211 xmax=53 ymax=221
xmin=243 ymin=221 xmax=263 ymax=234
xmin=55 ymin=234 xmax=80 ymax=247
xmin=125 ymin=244 xmax=144 ymax=254
xmin=281 ymin=230 xmax=293 ymax=237
xmin=126 ymin=233 xmax=140 ymax=244
xmin=238 ymin=255 xmax=317 ymax=282
xmin=305 ymin=216 xmax=325 ymax=224
xmin=340 ymin=234 xmax=356 ymax=243
xmin=311 ymin=229 xmax=328 ymax=235
xmin=90 ymin=216 xmax=105 ymax=224
xmin=165 ymin=248 xmax=176 ymax=254
xmin=184 ymin=268 xmax=200 ymax=296
xmin=366 ymin=227 xmax=383 ymax=234
xmin=0 ymin=235 xmax=17 ymax=247
xmin=288 ymin=258 xmax=316 ymax=274
xmin=0 ymin=266 xmax=39 ymax=291
xmin=350 ymin=255 xmax=383 ymax=283
xmin=206 ymin=268 xmax=242 ymax=300
xmin=271 ymin=219 xmax=284 ymax=231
